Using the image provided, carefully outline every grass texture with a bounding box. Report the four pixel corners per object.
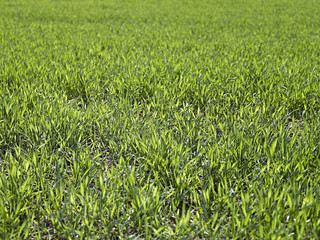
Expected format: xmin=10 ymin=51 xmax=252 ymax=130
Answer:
xmin=1 ymin=0 xmax=320 ymax=238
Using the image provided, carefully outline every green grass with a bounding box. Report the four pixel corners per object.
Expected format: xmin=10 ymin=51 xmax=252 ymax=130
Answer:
xmin=1 ymin=0 xmax=320 ymax=238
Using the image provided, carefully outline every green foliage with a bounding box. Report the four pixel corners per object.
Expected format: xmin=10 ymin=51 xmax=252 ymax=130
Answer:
xmin=1 ymin=0 xmax=320 ymax=238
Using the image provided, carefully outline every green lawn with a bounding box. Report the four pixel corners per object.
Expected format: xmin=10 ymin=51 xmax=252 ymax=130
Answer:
xmin=1 ymin=0 xmax=320 ymax=238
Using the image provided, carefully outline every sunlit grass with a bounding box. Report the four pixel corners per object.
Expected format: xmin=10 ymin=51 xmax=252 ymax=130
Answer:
xmin=1 ymin=0 xmax=320 ymax=238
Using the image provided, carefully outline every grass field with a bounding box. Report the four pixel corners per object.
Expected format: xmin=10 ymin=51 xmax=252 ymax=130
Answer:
xmin=1 ymin=0 xmax=320 ymax=238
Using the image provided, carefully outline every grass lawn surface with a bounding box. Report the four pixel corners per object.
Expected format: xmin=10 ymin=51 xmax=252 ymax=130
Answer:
xmin=1 ymin=0 xmax=320 ymax=238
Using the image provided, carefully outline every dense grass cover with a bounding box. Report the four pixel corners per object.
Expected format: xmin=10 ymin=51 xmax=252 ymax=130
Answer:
xmin=1 ymin=0 xmax=320 ymax=238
